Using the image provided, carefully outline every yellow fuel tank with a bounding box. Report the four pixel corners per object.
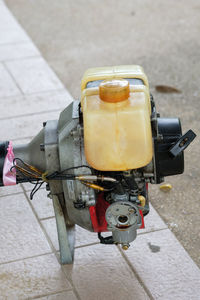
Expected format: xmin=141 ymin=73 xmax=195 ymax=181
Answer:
xmin=81 ymin=66 xmax=153 ymax=171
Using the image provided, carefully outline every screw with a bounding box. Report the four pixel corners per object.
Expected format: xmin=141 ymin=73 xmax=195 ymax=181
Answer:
xmin=122 ymin=244 xmax=130 ymax=250
xmin=128 ymin=208 xmax=135 ymax=213
xmin=40 ymin=144 xmax=45 ymax=151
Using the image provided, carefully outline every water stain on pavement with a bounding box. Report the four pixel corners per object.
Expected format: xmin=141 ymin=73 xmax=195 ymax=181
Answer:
xmin=155 ymin=85 xmax=181 ymax=94
xmin=148 ymin=242 xmax=161 ymax=253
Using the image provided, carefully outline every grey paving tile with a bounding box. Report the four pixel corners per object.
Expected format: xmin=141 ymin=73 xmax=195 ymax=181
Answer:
xmin=0 ymin=27 xmax=30 ymax=45
xmin=0 ymin=89 xmax=73 ymax=119
xmin=37 ymin=290 xmax=78 ymax=300
xmin=0 ymin=63 xmax=21 ymax=97
xmin=63 ymin=244 xmax=150 ymax=300
xmin=0 ymin=193 xmax=51 ymax=263
xmin=0 ymin=2 xmax=30 ymax=45
xmin=30 ymin=188 xmax=55 ymax=220
xmin=75 ymin=225 xmax=99 ymax=247
xmin=124 ymin=229 xmax=200 ymax=300
xmin=41 ymin=219 xmax=93 ymax=253
xmin=0 ymin=184 xmax=23 ymax=197
xmin=138 ymin=203 xmax=167 ymax=235
xmin=0 ymin=110 xmax=61 ymax=140
xmin=42 ymin=217 xmax=106 ymax=251
xmin=0 ymin=253 xmax=72 ymax=299
xmin=42 ymin=218 xmax=58 ymax=251
xmin=13 ymin=137 xmax=32 ymax=145
xmin=0 ymin=42 xmax=40 ymax=61
xmin=5 ymin=57 xmax=64 ymax=94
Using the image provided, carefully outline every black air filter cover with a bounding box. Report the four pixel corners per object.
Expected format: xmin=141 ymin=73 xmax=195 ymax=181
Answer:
xmin=154 ymin=118 xmax=184 ymax=183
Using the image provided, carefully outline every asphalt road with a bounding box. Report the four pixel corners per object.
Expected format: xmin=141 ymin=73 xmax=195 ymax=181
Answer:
xmin=5 ymin=0 xmax=200 ymax=266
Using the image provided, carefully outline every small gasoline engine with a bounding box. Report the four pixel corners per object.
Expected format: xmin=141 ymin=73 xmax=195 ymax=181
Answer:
xmin=0 ymin=66 xmax=196 ymax=264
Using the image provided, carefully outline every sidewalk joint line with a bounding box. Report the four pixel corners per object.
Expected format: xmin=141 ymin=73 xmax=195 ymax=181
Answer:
xmin=0 ymin=251 xmax=53 ymax=266
xmin=28 ymin=289 xmax=74 ymax=300
xmin=117 ymin=245 xmax=154 ymax=300
xmin=0 ymin=190 xmax=24 ymax=198
xmin=20 ymin=184 xmax=58 ymax=254
xmin=75 ymin=242 xmax=100 ymax=249
xmin=0 ymin=55 xmax=41 ymax=63
xmin=0 ymin=108 xmax=62 ymax=121
xmin=0 ymin=41 xmax=37 ymax=46
xmin=0 ymin=87 xmax=69 ymax=100
xmin=2 ymin=61 xmax=24 ymax=95
xmin=138 ymin=227 xmax=168 ymax=236
xmin=40 ymin=216 xmax=55 ymax=221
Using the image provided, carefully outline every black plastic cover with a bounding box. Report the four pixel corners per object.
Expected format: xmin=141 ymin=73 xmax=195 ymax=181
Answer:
xmin=154 ymin=118 xmax=184 ymax=183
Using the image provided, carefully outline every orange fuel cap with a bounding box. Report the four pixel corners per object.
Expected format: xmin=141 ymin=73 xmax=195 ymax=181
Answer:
xmin=99 ymin=79 xmax=130 ymax=103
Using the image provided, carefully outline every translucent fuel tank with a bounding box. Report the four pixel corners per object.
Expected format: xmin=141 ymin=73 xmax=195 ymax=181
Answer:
xmin=82 ymin=77 xmax=153 ymax=171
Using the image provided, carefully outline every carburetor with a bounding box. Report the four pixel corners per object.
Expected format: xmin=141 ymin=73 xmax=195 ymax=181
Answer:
xmin=0 ymin=65 xmax=196 ymax=264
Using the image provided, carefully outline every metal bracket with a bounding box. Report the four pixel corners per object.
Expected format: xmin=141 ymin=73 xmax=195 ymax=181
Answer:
xmin=44 ymin=120 xmax=75 ymax=264
xmin=52 ymin=194 xmax=75 ymax=264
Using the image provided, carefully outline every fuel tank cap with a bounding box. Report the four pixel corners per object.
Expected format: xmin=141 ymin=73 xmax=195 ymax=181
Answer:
xmin=99 ymin=79 xmax=130 ymax=103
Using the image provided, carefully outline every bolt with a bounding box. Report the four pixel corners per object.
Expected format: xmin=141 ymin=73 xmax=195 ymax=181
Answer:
xmin=122 ymin=244 xmax=130 ymax=250
xmin=40 ymin=144 xmax=45 ymax=151
xmin=128 ymin=208 xmax=135 ymax=213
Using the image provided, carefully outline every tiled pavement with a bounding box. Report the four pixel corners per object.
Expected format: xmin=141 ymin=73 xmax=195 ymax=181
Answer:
xmin=0 ymin=1 xmax=199 ymax=299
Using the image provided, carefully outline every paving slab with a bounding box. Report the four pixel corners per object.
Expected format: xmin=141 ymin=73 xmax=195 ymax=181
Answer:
xmin=0 ymin=3 xmax=30 ymax=45
xmin=0 ymin=253 xmax=72 ymax=299
xmin=0 ymin=183 xmax=23 ymax=197
xmin=0 ymin=42 xmax=40 ymax=62
xmin=0 ymin=89 xmax=73 ymax=119
xmin=30 ymin=188 xmax=55 ymax=220
xmin=41 ymin=218 xmax=59 ymax=251
xmin=0 ymin=110 xmax=61 ymax=141
xmin=41 ymin=219 xmax=99 ymax=251
xmin=124 ymin=229 xmax=200 ymax=300
xmin=5 ymin=57 xmax=64 ymax=94
xmin=138 ymin=204 xmax=168 ymax=235
xmin=0 ymin=193 xmax=51 ymax=263
xmin=63 ymin=244 xmax=150 ymax=300
xmin=0 ymin=62 xmax=21 ymax=98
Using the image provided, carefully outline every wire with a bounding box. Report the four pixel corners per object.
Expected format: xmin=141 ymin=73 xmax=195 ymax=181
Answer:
xmin=59 ymin=165 xmax=92 ymax=174
xmin=11 ymin=158 xmax=118 ymax=199
xmin=30 ymin=181 xmax=45 ymax=200
xmin=11 ymin=158 xmax=42 ymax=180
xmin=45 ymin=165 xmax=92 ymax=180
xmin=11 ymin=158 xmax=44 ymax=199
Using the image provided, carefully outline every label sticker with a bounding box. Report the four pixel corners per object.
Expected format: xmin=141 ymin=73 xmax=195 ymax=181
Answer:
xmin=67 ymin=180 xmax=76 ymax=200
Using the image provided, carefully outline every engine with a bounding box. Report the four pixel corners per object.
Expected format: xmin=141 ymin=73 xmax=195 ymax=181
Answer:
xmin=0 ymin=65 xmax=196 ymax=264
